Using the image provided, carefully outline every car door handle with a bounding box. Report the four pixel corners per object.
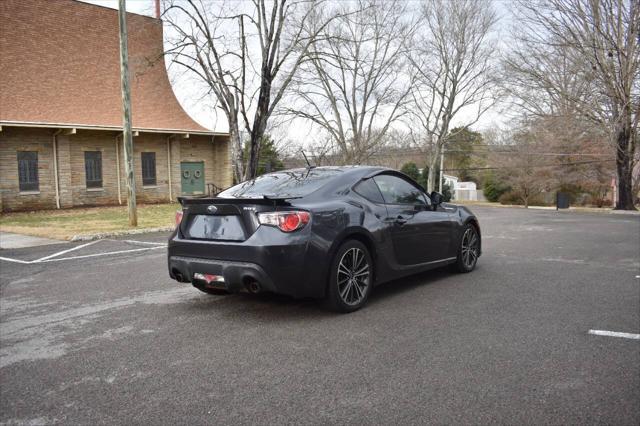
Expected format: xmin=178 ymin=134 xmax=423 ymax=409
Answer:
xmin=394 ymin=215 xmax=408 ymax=225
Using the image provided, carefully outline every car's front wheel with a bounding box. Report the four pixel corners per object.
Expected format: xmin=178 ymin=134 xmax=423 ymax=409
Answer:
xmin=326 ymin=240 xmax=373 ymax=313
xmin=454 ymin=224 xmax=480 ymax=273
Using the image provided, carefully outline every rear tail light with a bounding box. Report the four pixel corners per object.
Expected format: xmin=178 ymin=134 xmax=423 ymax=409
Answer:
xmin=257 ymin=211 xmax=310 ymax=232
xmin=175 ymin=210 xmax=184 ymax=226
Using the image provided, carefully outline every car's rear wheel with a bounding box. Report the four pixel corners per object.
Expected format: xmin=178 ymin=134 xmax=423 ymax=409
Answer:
xmin=192 ymin=282 xmax=230 ymax=295
xmin=326 ymin=240 xmax=373 ymax=313
xmin=454 ymin=224 xmax=479 ymax=273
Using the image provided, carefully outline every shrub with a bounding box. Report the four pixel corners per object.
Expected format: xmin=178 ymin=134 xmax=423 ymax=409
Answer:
xmin=442 ymin=183 xmax=453 ymax=202
xmin=483 ymin=173 xmax=509 ymax=202
xmin=498 ymin=191 xmax=522 ymax=205
xmin=591 ymin=197 xmax=612 ymax=208
xmin=400 ymin=162 xmax=421 ymax=182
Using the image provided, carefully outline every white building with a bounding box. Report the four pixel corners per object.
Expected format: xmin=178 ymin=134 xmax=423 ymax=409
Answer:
xmin=443 ymin=174 xmax=459 ymax=191
xmin=454 ymin=181 xmax=483 ymax=201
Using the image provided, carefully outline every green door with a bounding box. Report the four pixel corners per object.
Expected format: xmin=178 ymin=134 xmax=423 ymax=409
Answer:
xmin=180 ymin=162 xmax=205 ymax=195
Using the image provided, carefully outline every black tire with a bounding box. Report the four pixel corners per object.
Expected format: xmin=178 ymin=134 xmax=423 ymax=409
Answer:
xmin=454 ymin=224 xmax=480 ymax=273
xmin=192 ymin=282 xmax=230 ymax=295
xmin=326 ymin=240 xmax=373 ymax=313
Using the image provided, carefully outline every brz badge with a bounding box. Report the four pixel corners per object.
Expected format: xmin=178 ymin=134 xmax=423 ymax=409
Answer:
xmin=207 ymin=205 xmax=218 ymax=213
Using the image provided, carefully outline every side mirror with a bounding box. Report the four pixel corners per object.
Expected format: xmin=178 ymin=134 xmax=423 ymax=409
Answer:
xmin=413 ymin=203 xmax=428 ymax=212
xmin=430 ymin=191 xmax=443 ymax=209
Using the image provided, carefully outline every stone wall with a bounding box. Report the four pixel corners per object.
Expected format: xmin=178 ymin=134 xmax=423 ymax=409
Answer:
xmin=0 ymin=127 xmax=232 ymax=212
xmin=66 ymin=130 xmax=121 ymax=207
xmin=212 ymin=135 xmax=233 ymax=190
xmin=0 ymin=127 xmax=58 ymax=211
xmin=127 ymin=132 xmax=171 ymax=204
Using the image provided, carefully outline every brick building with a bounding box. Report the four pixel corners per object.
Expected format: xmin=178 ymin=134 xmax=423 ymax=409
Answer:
xmin=0 ymin=0 xmax=232 ymax=212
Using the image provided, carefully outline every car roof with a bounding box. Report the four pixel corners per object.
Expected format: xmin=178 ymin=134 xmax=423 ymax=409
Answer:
xmin=269 ymin=165 xmax=423 ymax=187
xmin=218 ymin=165 xmax=422 ymax=201
xmin=278 ymin=165 xmax=389 ymax=176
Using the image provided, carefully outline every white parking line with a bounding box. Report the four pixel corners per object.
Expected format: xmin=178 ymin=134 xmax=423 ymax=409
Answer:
xmin=37 ymin=245 xmax=166 ymax=263
xmin=0 ymin=239 xmax=167 ymax=264
xmin=35 ymin=240 xmax=100 ymax=262
xmin=0 ymin=256 xmax=32 ymax=264
xmin=588 ymin=329 xmax=640 ymax=340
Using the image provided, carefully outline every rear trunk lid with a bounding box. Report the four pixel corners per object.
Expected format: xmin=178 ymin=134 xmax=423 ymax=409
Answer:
xmin=177 ymin=196 xmax=298 ymax=241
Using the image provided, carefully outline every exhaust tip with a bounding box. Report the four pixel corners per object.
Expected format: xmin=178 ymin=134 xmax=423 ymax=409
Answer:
xmin=172 ymin=269 xmax=187 ymax=283
xmin=246 ymin=280 xmax=261 ymax=294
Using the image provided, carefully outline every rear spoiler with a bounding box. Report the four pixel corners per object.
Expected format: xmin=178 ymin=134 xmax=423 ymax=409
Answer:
xmin=178 ymin=195 xmax=302 ymax=206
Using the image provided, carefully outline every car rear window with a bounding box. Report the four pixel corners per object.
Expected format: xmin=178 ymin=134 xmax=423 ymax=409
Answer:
xmin=218 ymin=168 xmax=343 ymax=199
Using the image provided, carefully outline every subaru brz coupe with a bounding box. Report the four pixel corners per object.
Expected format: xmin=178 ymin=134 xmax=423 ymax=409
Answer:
xmin=168 ymin=166 xmax=481 ymax=312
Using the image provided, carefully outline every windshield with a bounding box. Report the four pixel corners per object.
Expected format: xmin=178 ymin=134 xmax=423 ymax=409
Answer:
xmin=217 ymin=168 xmax=343 ymax=199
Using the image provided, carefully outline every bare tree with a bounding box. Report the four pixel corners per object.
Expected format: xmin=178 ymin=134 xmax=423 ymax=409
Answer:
xmin=502 ymin=37 xmax=592 ymax=119
xmin=285 ymin=0 xmax=416 ymax=164
xmin=163 ymin=0 xmax=334 ymax=181
xmin=529 ymin=115 xmax=615 ymax=204
xmin=409 ymin=0 xmax=498 ymax=193
xmin=485 ymin=116 xmax=617 ymax=207
xmin=495 ymin=127 xmax=556 ymax=208
xmin=505 ymin=0 xmax=639 ymax=210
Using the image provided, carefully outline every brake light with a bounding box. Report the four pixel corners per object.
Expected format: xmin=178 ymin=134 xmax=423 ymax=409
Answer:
xmin=257 ymin=211 xmax=310 ymax=232
xmin=175 ymin=210 xmax=184 ymax=226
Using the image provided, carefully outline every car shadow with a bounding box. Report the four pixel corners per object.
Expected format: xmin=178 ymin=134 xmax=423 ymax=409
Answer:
xmin=175 ymin=286 xmax=335 ymax=321
xmin=366 ymin=266 xmax=454 ymax=306
xmin=175 ymin=265 xmax=461 ymax=321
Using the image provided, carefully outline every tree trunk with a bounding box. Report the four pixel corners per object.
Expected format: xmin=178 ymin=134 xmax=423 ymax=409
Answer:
xmin=521 ymin=187 xmax=529 ymax=208
xmin=614 ymin=124 xmax=636 ymax=210
xmin=426 ymin=145 xmax=440 ymax=193
xmin=246 ymin=129 xmax=261 ymax=179
xmin=229 ymin=127 xmax=244 ymax=183
xmin=246 ymin=73 xmax=272 ymax=179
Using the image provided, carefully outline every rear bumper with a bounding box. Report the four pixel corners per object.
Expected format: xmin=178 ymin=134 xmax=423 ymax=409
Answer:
xmin=168 ymin=256 xmax=277 ymax=293
xmin=167 ymin=226 xmax=324 ymax=298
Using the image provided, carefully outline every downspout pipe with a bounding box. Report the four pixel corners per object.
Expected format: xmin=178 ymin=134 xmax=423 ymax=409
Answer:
xmin=52 ymin=130 xmax=62 ymax=209
xmin=167 ymin=135 xmax=173 ymax=202
xmin=116 ymin=134 xmax=123 ymax=205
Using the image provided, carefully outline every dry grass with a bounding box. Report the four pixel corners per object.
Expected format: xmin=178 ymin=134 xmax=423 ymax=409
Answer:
xmin=0 ymin=203 xmax=179 ymax=240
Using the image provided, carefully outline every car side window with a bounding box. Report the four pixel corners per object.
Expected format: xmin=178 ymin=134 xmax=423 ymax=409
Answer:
xmin=373 ymin=175 xmax=429 ymax=206
xmin=353 ymin=178 xmax=385 ymax=204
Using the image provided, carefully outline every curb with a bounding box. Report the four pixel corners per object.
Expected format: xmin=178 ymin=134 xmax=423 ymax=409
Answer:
xmin=457 ymin=202 xmax=640 ymax=215
xmin=566 ymin=207 xmax=640 ymax=215
xmin=70 ymin=226 xmax=174 ymax=241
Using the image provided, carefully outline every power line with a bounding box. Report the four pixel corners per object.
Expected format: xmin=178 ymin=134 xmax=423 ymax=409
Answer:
xmin=443 ymin=159 xmax=616 ymax=172
xmin=391 ymin=147 xmax=610 ymax=156
xmin=446 ymin=150 xmax=612 ymax=157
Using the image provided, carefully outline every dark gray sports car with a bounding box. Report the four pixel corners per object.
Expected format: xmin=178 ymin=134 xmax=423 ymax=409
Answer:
xmin=168 ymin=166 xmax=481 ymax=312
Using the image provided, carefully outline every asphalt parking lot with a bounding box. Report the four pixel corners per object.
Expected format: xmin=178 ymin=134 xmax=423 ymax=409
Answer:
xmin=1 ymin=206 xmax=638 ymax=425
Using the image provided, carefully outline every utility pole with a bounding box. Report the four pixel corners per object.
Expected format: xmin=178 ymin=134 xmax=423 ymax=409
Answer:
xmin=118 ymin=0 xmax=137 ymax=226
xmin=438 ymin=147 xmax=444 ymax=193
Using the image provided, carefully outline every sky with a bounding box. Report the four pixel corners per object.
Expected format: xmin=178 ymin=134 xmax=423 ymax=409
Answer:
xmin=81 ymin=0 xmax=153 ymax=16
xmin=79 ymin=0 xmax=514 ymax=145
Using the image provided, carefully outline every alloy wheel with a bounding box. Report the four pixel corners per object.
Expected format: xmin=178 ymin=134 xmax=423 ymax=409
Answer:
xmin=337 ymin=247 xmax=370 ymax=306
xmin=461 ymin=227 xmax=479 ymax=269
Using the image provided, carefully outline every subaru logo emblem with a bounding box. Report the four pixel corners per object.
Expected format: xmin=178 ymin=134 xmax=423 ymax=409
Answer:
xmin=207 ymin=205 xmax=217 ymax=214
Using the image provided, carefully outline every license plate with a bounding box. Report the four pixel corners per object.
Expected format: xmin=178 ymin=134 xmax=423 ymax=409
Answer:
xmin=187 ymin=215 xmax=245 ymax=241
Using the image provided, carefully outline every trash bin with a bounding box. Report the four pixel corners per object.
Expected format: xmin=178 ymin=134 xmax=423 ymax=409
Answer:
xmin=556 ymin=192 xmax=570 ymax=209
